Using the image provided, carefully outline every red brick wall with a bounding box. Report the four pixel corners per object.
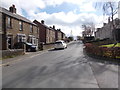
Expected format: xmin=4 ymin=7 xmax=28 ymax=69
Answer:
xmin=33 ymin=20 xmax=46 ymax=44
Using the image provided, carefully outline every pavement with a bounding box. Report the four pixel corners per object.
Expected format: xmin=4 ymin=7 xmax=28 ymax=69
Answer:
xmin=1 ymin=41 xmax=74 ymax=66
xmin=2 ymin=41 xmax=119 ymax=88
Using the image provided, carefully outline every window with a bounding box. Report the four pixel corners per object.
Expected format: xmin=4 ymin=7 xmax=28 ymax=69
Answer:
xmin=17 ymin=34 xmax=26 ymax=42
xmin=32 ymin=38 xmax=36 ymax=45
xmin=19 ymin=21 xmax=23 ymax=31
xmin=18 ymin=36 xmax=22 ymax=42
xmin=30 ymin=25 xmax=33 ymax=33
xmin=30 ymin=37 xmax=32 ymax=43
xmin=7 ymin=17 xmax=12 ymax=28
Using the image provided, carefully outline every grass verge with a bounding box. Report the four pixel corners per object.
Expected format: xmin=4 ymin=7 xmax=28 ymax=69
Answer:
xmin=100 ymin=43 xmax=120 ymax=48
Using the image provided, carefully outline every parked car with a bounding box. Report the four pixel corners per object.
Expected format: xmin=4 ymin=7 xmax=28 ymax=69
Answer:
xmin=14 ymin=42 xmax=37 ymax=52
xmin=54 ymin=40 xmax=67 ymax=49
xmin=26 ymin=43 xmax=37 ymax=52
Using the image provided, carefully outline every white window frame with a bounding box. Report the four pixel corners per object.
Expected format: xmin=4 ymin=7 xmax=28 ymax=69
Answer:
xmin=8 ymin=17 xmax=12 ymax=28
xmin=17 ymin=34 xmax=26 ymax=42
xmin=19 ymin=21 xmax=23 ymax=31
xmin=30 ymin=25 xmax=33 ymax=33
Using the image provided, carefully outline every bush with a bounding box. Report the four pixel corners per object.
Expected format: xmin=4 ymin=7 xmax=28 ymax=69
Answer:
xmin=84 ymin=43 xmax=120 ymax=59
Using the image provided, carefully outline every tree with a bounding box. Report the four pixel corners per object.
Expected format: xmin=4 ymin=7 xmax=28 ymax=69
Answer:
xmin=82 ymin=22 xmax=95 ymax=37
xmin=68 ymin=36 xmax=74 ymax=41
xmin=77 ymin=36 xmax=81 ymax=40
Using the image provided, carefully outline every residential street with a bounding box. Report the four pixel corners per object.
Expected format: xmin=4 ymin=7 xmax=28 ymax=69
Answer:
xmin=2 ymin=41 xmax=119 ymax=88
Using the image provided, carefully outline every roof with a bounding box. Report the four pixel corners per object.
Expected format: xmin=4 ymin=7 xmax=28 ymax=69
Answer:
xmin=0 ymin=7 xmax=37 ymax=26
xmin=33 ymin=20 xmax=49 ymax=29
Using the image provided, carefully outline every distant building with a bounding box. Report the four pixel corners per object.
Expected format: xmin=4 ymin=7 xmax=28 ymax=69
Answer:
xmin=33 ymin=20 xmax=55 ymax=44
xmin=0 ymin=5 xmax=39 ymax=50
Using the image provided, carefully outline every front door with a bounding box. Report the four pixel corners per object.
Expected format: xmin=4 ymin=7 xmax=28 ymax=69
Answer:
xmin=7 ymin=37 xmax=12 ymax=49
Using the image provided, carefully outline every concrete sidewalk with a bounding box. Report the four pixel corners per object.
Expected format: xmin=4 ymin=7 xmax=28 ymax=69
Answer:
xmin=1 ymin=49 xmax=48 ymax=66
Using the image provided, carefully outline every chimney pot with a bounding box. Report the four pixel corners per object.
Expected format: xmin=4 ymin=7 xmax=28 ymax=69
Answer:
xmin=103 ymin=23 xmax=107 ymax=26
xmin=12 ymin=4 xmax=15 ymax=8
xmin=53 ymin=25 xmax=55 ymax=29
xmin=41 ymin=20 xmax=44 ymax=24
xmin=9 ymin=4 xmax=16 ymax=13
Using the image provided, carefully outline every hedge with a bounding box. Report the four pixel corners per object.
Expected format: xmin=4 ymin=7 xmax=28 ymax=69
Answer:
xmin=84 ymin=43 xmax=120 ymax=59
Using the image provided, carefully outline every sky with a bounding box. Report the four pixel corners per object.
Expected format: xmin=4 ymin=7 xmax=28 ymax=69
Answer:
xmin=1 ymin=0 xmax=119 ymax=37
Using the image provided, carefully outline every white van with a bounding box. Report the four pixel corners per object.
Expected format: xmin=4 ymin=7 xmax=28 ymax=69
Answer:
xmin=54 ymin=40 xmax=67 ymax=49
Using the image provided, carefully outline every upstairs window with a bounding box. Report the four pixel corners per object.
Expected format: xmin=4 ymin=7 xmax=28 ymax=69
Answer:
xmin=7 ymin=17 xmax=12 ymax=28
xmin=30 ymin=25 xmax=33 ymax=33
xmin=19 ymin=21 xmax=23 ymax=31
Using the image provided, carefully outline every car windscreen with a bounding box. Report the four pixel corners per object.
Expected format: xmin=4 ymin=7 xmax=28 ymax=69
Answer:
xmin=55 ymin=42 xmax=62 ymax=44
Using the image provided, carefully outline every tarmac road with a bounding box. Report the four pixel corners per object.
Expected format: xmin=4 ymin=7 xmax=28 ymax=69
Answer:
xmin=2 ymin=41 xmax=119 ymax=88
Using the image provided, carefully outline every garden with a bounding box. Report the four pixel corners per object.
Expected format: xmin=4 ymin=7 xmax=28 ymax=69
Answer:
xmin=84 ymin=42 xmax=120 ymax=59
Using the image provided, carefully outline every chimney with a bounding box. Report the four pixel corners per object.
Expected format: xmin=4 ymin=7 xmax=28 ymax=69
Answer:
xmin=108 ymin=17 xmax=110 ymax=23
xmin=49 ymin=26 xmax=52 ymax=28
xmin=103 ymin=23 xmax=107 ymax=26
xmin=9 ymin=4 xmax=16 ymax=13
xmin=97 ymin=28 xmax=100 ymax=31
xmin=58 ymin=29 xmax=61 ymax=31
xmin=53 ymin=25 xmax=55 ymax=29
xmin=41 ymin=20 xmax=44 ymax=24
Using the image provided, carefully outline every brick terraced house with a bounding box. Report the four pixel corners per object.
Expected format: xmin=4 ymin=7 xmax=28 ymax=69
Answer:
xmin=0 ymin=5 xmax=39 ymax=50
xmin=33 ymin=20 xmax=56 ymax=44
xmin=61 ymin=31 xmax=66 ymax=40
xmin=55 ymin=29 xmax=63 ymax=41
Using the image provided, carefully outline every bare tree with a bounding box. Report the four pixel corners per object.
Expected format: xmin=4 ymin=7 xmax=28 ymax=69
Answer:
xmin=82 ymin=22 xmax=95 ymax=37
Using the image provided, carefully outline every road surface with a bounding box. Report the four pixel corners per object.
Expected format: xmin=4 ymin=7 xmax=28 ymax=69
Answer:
xmin=2 ymin=41 xmax=119 ymax=88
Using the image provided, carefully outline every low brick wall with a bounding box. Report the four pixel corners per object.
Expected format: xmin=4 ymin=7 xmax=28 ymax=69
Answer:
xmin=43 ymin=44 xmax=54 ymax=50
xmin=0 ymin=49 xmax=24 ymax=59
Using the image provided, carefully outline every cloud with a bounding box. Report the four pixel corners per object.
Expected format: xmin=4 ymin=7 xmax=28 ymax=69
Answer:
xmin=29 ymin=10 xmax=106 ymax=36
xmin=2 ymin=0 xmax=117 ymax=36
xmin=79 ymin=2 xmax=96 ymax=12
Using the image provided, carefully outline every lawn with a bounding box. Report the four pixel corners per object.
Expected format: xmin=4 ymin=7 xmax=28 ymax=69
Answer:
xmin=100 ymin=43 xmax=120 ymax=48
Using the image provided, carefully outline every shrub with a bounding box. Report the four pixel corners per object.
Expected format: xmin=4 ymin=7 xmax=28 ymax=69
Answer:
xmin=84 ymin=43 xmax=120 ymax=59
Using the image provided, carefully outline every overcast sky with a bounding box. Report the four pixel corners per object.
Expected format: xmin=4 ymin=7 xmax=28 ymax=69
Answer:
xmin=1 ymin=0 xmax=119 ymax=36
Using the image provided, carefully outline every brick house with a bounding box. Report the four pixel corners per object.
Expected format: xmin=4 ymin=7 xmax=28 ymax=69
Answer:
xmin=95 ymin=18 xmax=120 ymax=41
xmin=33 ymin=20 xmax=55 ymax=44
xmin=0 ymin=5 xmax=39 ymax=50
xmin=55 ymin=29 xmax=63 ymax=41
xmin=48 ymin=26 xmax=56 ymax=43
xmin=61 ymin=31 xmax=66 ymax=40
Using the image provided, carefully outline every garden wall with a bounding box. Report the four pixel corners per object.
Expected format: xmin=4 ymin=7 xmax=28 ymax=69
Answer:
xmin=1 ymin=49 xmax=24 ymax=59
